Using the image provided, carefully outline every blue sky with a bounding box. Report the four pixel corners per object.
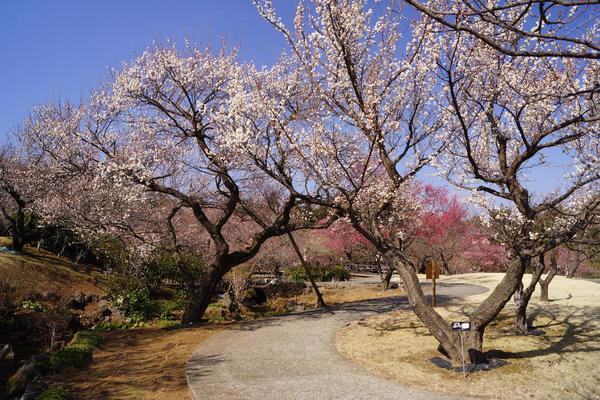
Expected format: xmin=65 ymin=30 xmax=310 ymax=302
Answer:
xmin=0 ymin=0 xmax=566 ymax=198
xmin=0 ymin=0 xmax=297 ymax=139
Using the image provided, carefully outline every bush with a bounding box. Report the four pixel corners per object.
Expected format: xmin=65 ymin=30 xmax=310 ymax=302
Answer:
xmin=106 ymin=276 xmax=153 ymax=320
xmin=21 ymin=300 xmax=46 ymax=312
xmin=49 ymin=331 xmax=101 ymax=372
xmin=245 ymin=287 xmax=267 ymax=304
xmin=35 ymin=387 xmax=72 ymax=400
xmin=224 ymin=265 xmax=254 ymax=309
xmin=142 ymin=251 xmax=206 ymax=294
xmin=284 ymin=266 xmax=308 ymax=283
xmin=284 ymin=264 xmax=351 ymax=282
xmin=322 ymin=265 xmax=351 ymax=281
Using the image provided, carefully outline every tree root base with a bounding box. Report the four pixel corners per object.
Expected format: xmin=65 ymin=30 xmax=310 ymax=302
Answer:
xmin=430 ymin=357 xmax=509 ymax=373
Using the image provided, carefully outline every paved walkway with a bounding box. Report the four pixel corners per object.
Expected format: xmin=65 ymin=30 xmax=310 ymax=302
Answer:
xmin=187 ymin=282 xmax=488 ymax=400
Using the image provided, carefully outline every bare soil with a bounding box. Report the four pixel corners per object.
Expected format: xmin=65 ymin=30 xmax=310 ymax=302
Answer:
xmin=336 ymin=273 xmax=600 ymax=400
xmin=44 ymin=283 xmax=400 ymax=399
xmin=44 ymin=325 xmax=220 ymax=400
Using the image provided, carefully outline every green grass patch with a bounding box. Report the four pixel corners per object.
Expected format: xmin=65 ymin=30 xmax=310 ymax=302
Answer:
xmin=49 ymin=331 xmax=101 ymax=372
xmin=35 ymin=387 xmax=72 ymax=400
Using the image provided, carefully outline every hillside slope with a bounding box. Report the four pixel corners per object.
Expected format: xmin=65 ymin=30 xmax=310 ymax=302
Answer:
xmin=0 ymin=237 xmax=105 ymax=297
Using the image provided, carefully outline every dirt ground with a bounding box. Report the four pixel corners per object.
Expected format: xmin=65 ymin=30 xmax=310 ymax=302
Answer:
xmin=336 ymin=273 xmax=600 ymax=400
xmin=45 ymin=325 xmax=219 ymax=400
xmin=45 ymin=283 xmax=398 ymax=399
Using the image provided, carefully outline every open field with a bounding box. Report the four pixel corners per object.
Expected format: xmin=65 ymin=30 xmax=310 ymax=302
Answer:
xmin=336 ymin=273 xmax=600 ymax=400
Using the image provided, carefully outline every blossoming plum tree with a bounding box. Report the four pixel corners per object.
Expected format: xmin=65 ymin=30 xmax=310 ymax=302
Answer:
xmin=402 ymin=0 xmax=600 ymax=59
xmin=0 ymin=143 xmax=52 ymax=251
xmin=23 ymin=45 xmax=332 ymax=324
xmin=255 ymin=0 xmax=599 ymax=362
xmin=412 ymin=184 xmax=508 ymax=274
xmin=435 ymin=12 xmax=600 ymax=334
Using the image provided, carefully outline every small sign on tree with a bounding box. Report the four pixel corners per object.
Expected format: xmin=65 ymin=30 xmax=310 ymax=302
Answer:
xmin=451 ymin=321 xmax=471 ymax=331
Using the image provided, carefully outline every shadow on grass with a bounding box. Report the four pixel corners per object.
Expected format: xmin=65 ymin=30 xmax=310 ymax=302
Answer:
xmin=483 ymin=305 xmax=600 ymax=361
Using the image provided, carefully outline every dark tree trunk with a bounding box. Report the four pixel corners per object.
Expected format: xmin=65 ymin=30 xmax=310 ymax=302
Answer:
xmin=440 ymin=252 xmax=452 ymax=275
xmin=384 ymin=249 xmax=531 ymax=365
xmin=9 ymin=207 xmax=26 ymax=252
xmin=539 ymin=250 xmax=558 ymax=302
xmin=376 ymin=255 xmax=395 ymax=290
xmin=305 ymin=269 xmax=326 ymax=308
xmin=513 ymin=281 xmax=527 ymax=335
xmin=539 ymin=285 xmax=549 ymax=302
xmin=181 ymin=268 xmax=224 ymax=324
xmin=514 ymin=256 xmax=544 ymax=335
xmin=566 ymin=245 xmax=580 ymax=279
xmin=382 ymin=267 xmax=394 ymax=290
xmin=287 ymin=233 xmax=326 ymax=308
xmin=345 ymin=251 xmax=353 ymax=262
xmin=11 ymin=235 xmax=26 ymax=252
xmin=376 ymin=255 xmax=384 ymax=281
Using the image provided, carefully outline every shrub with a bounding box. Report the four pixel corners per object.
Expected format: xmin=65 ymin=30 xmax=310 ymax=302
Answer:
xmin=35 ymin=387 xmax=72 ymax=400
xmin=143 ymin=251 xmax=207 ymax=294
xmin=49 ymin=331 xmax=101 ymax=372
xmin=284 ymin=266 xmax=308 ymax=283
xmin=284 ymin=264 xmax=351 ymax=282
xmin=322 ymin=265 xmax=351 ymax=281
xmin=245 ymin=287 xmax=267 ymax=304
xmin=106 ymin=275 xmax=153 ymax=320
xmin=21 ymin=300 xmax=46 ymax=312
xmin=224 ymin=266 xmax=254 ymax=310
xmin=154 ymin=299 xmax=183 ymax=320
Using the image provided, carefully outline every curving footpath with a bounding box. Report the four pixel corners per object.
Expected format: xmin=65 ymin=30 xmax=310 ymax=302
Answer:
xmin=187 ymin=282 xmax=488 ymax=400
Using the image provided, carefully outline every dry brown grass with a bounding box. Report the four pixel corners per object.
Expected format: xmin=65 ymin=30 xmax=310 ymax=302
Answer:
xmin=336 ymin=274 xmax=600 ymax=400
xmin=0 ymin=237 xmax=105 ymax=297
xmin=46 ymin=325 xmax=222 ymax=400
xmin=295 ymin=283 xmax=402 ymax=307
xmin=43 ymin=282 xmax=399 ymax=399
xmin=261 ymin=283 xmax=403 ymax=315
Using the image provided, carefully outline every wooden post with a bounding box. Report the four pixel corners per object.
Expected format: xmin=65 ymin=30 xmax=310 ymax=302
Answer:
xmin=432 ymin=274 xmax=437 ymax=307
xmin=426 ymin=260 xmax=440 ymax=307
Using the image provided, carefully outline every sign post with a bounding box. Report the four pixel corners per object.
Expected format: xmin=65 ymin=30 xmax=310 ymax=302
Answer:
xmin=425 ymin=260 xmax=440 ymax=307
xmin=451 ymin=321 xmax=471 ymax=378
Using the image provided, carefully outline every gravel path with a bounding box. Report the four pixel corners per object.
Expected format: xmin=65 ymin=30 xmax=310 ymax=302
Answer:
xmin=187 ymin=282 xmax=488 ymax=400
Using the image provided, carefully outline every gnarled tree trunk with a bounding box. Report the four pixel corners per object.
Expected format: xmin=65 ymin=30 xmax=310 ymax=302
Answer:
xmin=539 ymin=250 xmax=558 ymax=302
xmin=566 ymin=245 xmax=581 ymax=279
xmin=376 ymin=254 xmax=395 ymax=290
xmin=513 ymin=256 xmax=545 ymax=335
xmin=181 ymin=267 xmax=226 ymax=324
xmin=382 ymin=266 xmax=394 ymax=290
xmin=386 ymin=249 xmax=531 ymax=366
xmin=389 ymin=252 xmax=486 ymax=364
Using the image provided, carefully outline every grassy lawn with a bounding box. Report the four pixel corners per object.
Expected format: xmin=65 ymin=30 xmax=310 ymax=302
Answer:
xmin=336 ymin=274 xmax=600 ymax=400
